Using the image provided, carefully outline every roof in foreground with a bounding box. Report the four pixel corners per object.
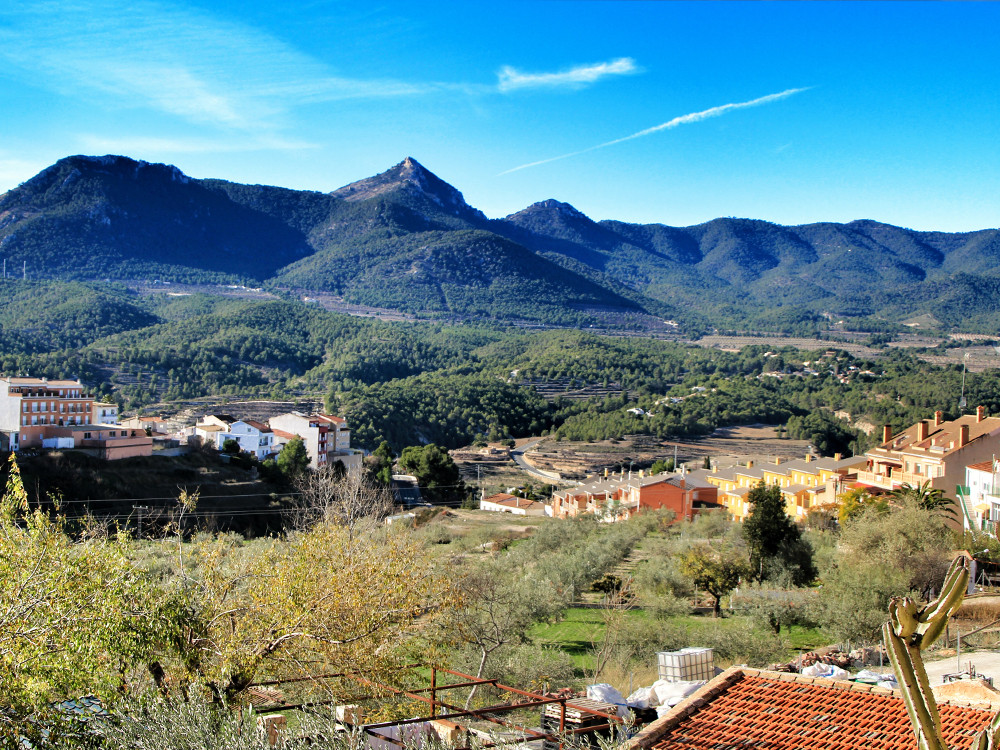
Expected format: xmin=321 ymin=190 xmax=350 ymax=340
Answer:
xmin=628 ymin=667 xmax=994 ymax=750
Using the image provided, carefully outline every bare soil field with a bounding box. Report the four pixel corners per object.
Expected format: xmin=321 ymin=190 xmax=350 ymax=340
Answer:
xmin=497 ymin=427 xmax=813 ymax=483
xmin=694 ymin=335 xmax=880 ymax=355
xmin=918 ymin=346 xmax=1000 ymax=373
xmin=692 ymin=335 xmax=1000 ymax=372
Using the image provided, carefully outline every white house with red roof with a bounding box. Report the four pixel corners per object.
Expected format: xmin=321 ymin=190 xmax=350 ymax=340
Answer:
xmin=479 ymin=492 xmax=547 ymax=516
xmin=216 ymin=419 xmax=275 ymax=460
xmin=269 ymin=412 xmax=361 ymax=471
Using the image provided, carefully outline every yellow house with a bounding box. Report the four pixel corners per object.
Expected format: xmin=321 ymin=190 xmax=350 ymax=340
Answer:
xmin=690 ymin=453 xmax=866 ymax=522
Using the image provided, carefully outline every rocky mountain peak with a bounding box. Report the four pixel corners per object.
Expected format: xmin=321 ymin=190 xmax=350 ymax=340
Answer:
xmin=507 ymin=199 xmax=591 ymax=223
xmin=331 ymin=158 xmax=485 ymax=221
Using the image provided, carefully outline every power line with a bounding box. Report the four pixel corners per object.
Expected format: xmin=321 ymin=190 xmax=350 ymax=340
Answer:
xmin=31 ymin=482 xmax=474 ymax=506
xmin=40 ymin=491 xmax=305 ymax=506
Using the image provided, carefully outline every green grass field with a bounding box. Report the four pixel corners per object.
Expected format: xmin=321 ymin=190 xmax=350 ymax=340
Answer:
xmin=529 ymin=606 xmax=831 ymax=673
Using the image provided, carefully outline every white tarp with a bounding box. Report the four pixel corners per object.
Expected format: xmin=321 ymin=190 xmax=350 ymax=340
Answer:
xmin=586 ymin=684 xmax=629 ymax=717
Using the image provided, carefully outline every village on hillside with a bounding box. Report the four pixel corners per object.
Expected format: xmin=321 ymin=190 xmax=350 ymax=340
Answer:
xmin=6 ymin=374 xmax=1000 ymax=536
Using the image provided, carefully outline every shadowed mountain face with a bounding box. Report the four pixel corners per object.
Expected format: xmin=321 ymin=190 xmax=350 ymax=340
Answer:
xmin=0 ymin=155 xmax=319 ymax=282
xmin=3 ymin=154 xmax=999 ymax=331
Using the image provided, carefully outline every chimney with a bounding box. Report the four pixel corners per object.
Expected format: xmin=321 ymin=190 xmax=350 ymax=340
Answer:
xmin=977 ymin=406 xmax=987 ymax=423
xmin=774 ymin=456 xmax=781 ymax=465
xmin=883 ymin=424 xmax=893 ymax=444
xmin=805 ymin=454 xmax=813 ymax=463
xmin=917 ymin=420 xmax=929 ymax=442
xmin=959 ymin=424 xmax=970 ymax=448
xmin=834 ymin=452 xmax=843 ymax=462
xmin=604 ymin=467 xmax=609 ymax=478
xmin=639 ymin=469 xmax=645 ymax=478
xmin=747 ymin=460 xmax=754 ymax=469
xmin=935 ymin=410 xmax=944 ymax=426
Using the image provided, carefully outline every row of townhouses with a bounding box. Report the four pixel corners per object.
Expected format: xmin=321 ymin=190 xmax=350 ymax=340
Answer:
xmin=550 ymin=471 xmax=719 ymax=522
xmin=690 ymin=453 xmax=866 ymax=522
xmin=485 ymin=406 xmax=1000 ymax=529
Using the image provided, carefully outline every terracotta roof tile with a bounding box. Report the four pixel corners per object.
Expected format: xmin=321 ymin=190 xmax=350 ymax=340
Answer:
xmin=630 ymin=669 xmax=994 ymax=750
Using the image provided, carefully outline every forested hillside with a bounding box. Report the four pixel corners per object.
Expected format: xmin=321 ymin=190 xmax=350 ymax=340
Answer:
xmin=3 ymin=154 xmax=1000 ymax=333
xmin=3 ymin=280 xmax=998 ymax=456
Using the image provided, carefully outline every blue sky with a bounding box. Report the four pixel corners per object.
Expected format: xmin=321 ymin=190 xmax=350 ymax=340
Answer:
xmin=1 ymin=1 xmax=998 ymax=231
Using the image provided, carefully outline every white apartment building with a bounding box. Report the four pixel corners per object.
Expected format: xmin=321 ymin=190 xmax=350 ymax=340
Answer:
xmin=269 ymin=412 xmax=361 ymax=471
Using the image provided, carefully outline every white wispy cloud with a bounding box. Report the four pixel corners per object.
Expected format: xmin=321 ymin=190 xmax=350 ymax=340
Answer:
xmin=0 ymin=2 xmax=440 ymax=132
xmin=499 ymin=87 xmax=812 ymax=175
xmin=76 ymin=134 xmax=320 ymax=155
xmin=498 ymin=57 xmax=638 ymax=92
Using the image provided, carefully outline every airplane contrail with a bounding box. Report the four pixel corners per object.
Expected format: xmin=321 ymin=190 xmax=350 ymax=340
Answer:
xmin=499 ymin=87 xmax=811 ymax=176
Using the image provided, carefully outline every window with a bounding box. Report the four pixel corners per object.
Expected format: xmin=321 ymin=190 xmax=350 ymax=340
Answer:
xmin=22 ymin=403 xmax=28 ymax=412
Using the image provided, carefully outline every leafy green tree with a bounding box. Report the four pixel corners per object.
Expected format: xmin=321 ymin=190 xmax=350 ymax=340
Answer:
xmin=837 ymin=487 xmax=888 ymax=522
xmin=398 ymin=443 xmax=467 ymax=506
xmin=679 ymin=543 xmax=750 ymax=617
xmin=221 ymin=437 xmax=241 ymax=455
xmin=442 ymin=558 xmax=562 ymax=707
xmin=732 ymin=584 xmax=817 ymax=635
xmin=0 ymin=456 xmax=157 ymax=712
xmin=810 ymin=562 xmax=912 ymax=643
xmin=276 ymin=436 xmax=309 ymax=479
xmin=153 ymin=520 xmax=447 ymax=703
xmin=890 ymin=481 xmax=956 ymax=521
xmin=742 ymin=483 xmax=816 ymax=585
xmin=649 ymin=458 xmax=674 ymax=475
xmin=365 ymin=440 xmax=396 ymax=485
xmin=784 ymin=412 xmax=859 ymax=456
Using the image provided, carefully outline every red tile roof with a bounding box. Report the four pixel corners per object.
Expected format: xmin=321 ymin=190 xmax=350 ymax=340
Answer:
xmin=629 ymin=668 xmax=995 ymax=750
xmin=483 ymin=493 xmax=517 ymax=503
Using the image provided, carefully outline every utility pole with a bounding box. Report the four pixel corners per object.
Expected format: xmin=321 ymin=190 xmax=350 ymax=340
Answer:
xmin=22 ymin=261 xmax=26 ymax=280
xmin=135 ymin=505 xmax=150 ymax=539
xmin=959 ymin=352 xmax=970 ymax=412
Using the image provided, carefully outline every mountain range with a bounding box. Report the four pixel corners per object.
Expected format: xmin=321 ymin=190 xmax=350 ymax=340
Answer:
xmin=2 ymin=154 xmax=999 ymax=332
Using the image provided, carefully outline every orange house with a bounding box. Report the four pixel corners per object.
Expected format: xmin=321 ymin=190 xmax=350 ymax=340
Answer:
xmin=48 ymin=424 xmax=153 ymax=460
xmin=551 ymin=472 xmax=718 ymax=522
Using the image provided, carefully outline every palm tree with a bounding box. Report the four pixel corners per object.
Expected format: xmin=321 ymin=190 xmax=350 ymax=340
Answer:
xmin=889 ymin=481 xmax=957 ymax=520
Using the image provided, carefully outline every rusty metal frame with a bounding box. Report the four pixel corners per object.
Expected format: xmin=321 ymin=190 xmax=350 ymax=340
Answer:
xmin=247 ymin=664 xmax=623 ymax=749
